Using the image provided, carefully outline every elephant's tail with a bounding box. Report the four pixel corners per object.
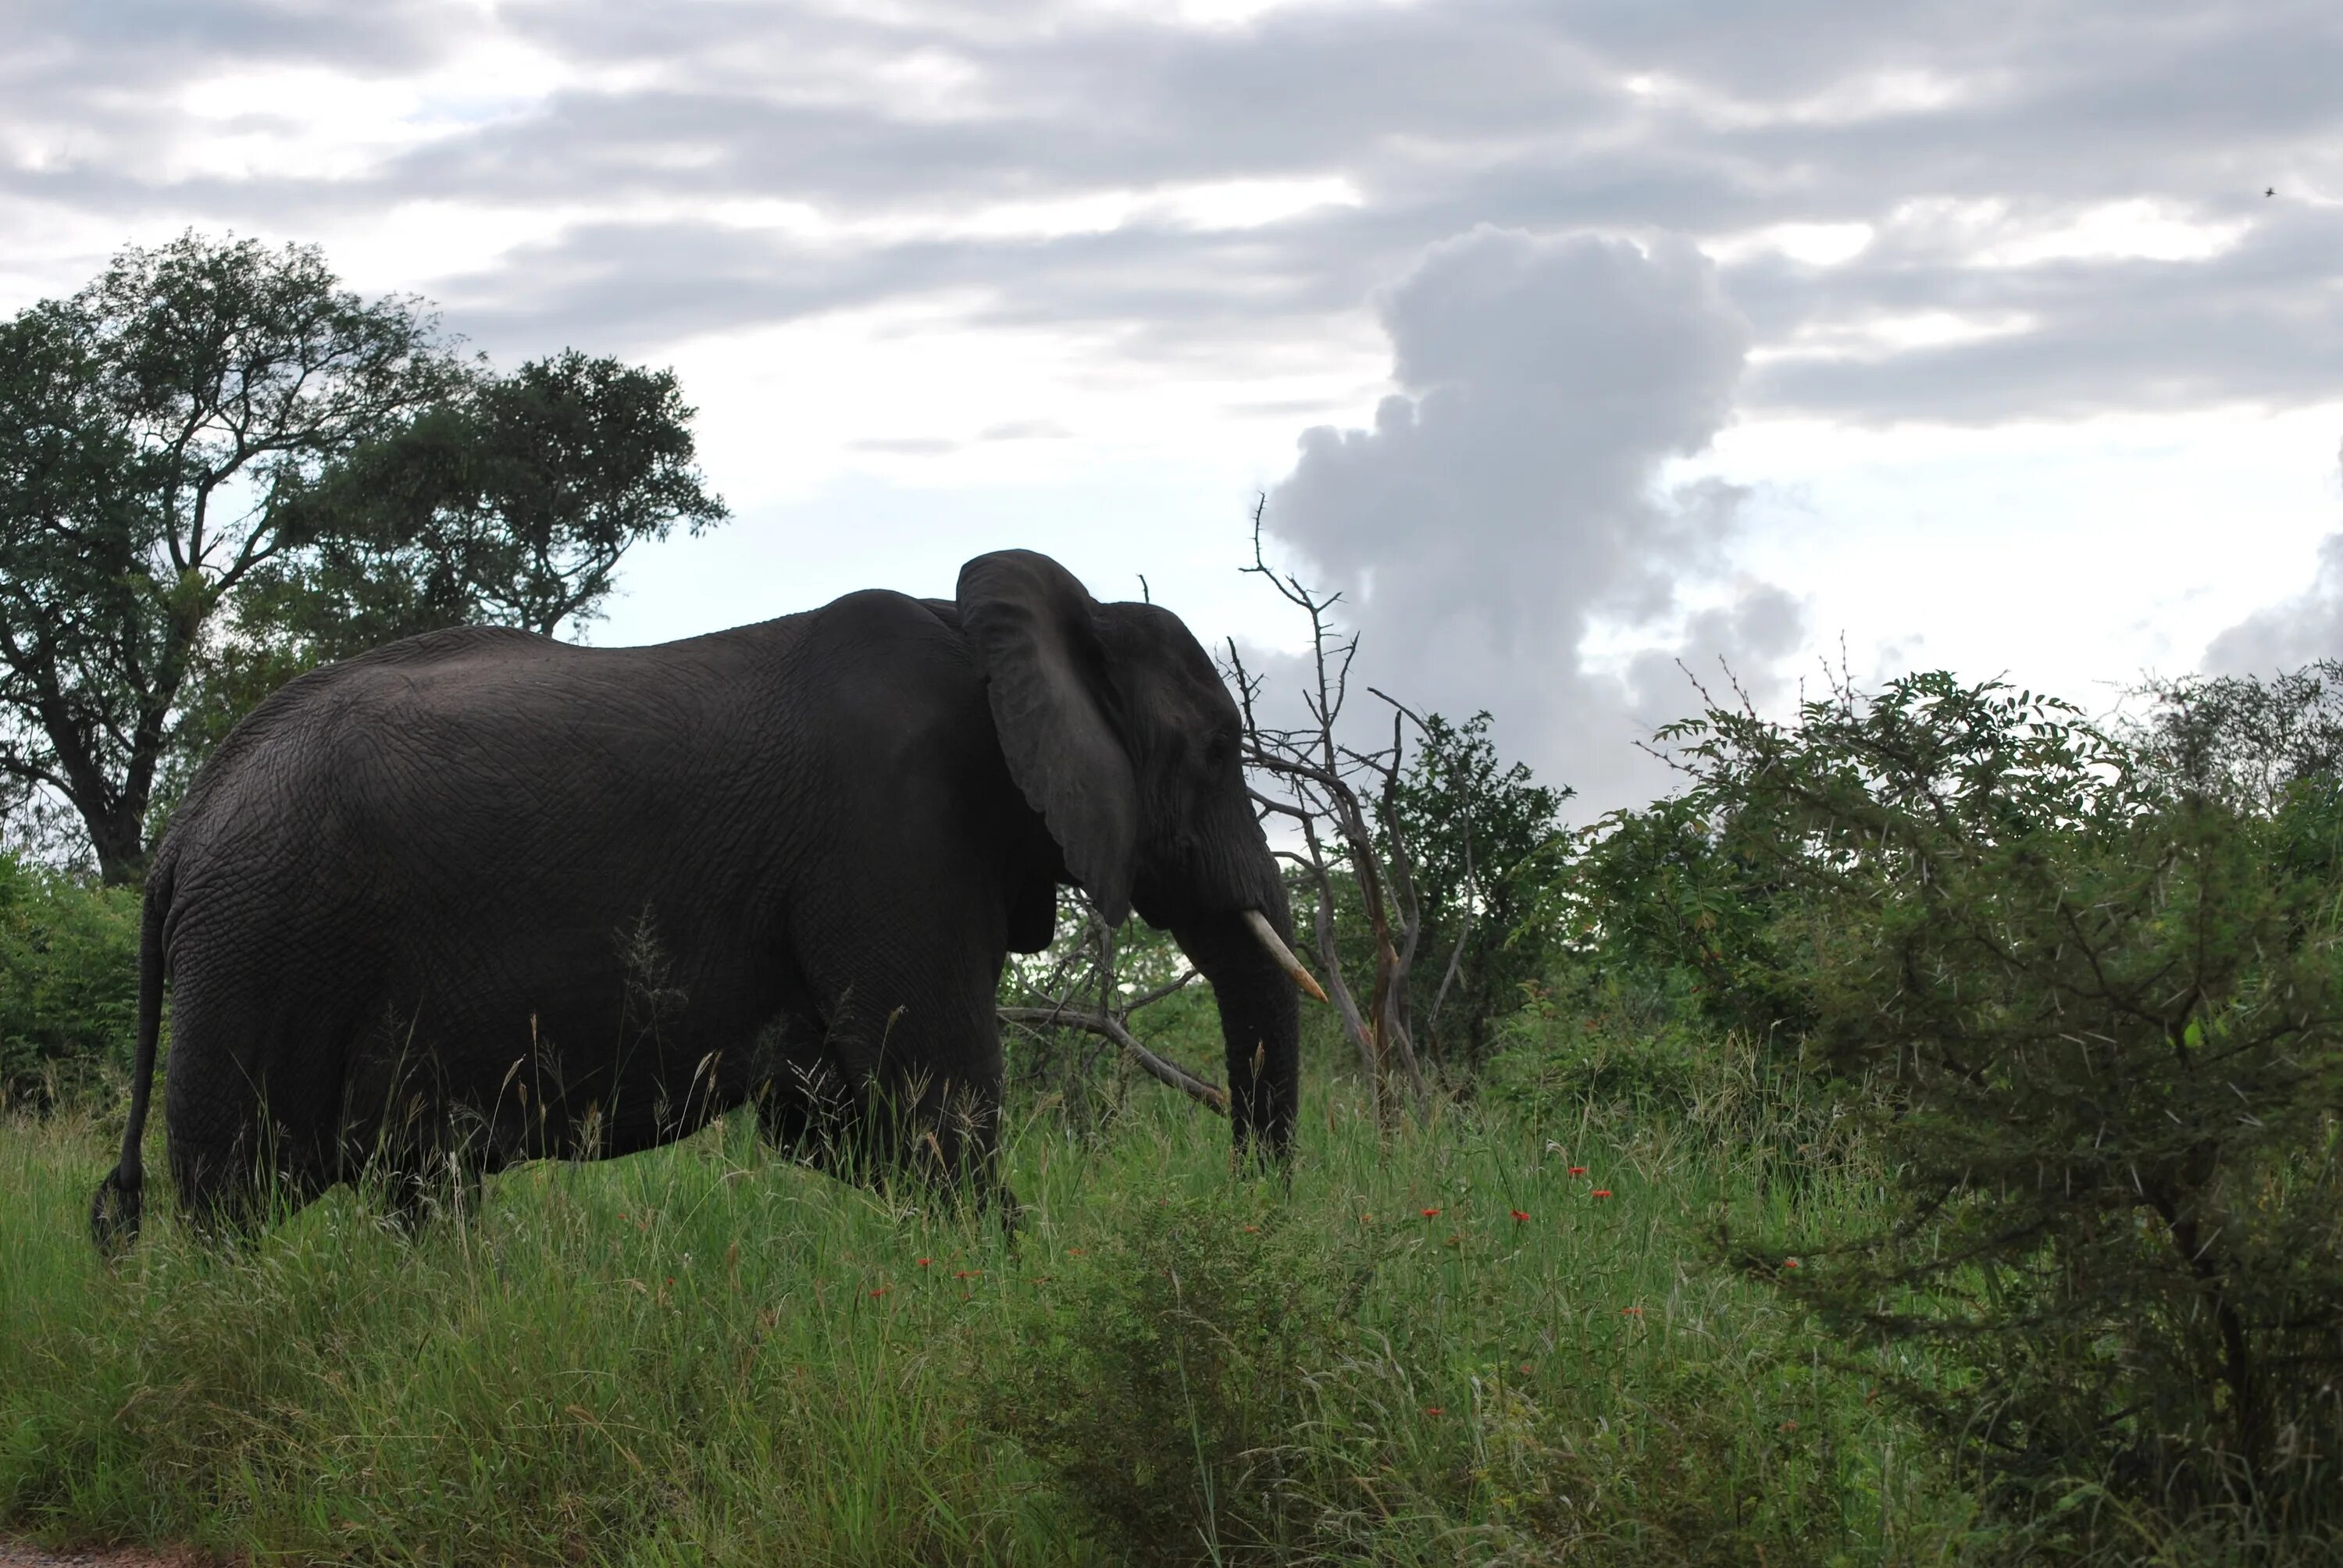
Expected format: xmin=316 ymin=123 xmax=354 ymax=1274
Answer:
xmin=91 ymin=868 xmax=168 ymax=1253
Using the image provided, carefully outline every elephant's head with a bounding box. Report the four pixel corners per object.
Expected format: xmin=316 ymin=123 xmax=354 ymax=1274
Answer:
xmin=958 ymin=549 xmax=1307 ymax=1160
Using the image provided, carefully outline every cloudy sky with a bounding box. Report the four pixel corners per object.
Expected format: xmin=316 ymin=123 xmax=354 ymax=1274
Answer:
xmin=7 ymin=0 xmax=2341 ymax=808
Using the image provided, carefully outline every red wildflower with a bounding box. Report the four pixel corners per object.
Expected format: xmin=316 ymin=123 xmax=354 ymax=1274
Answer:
xmin=1421 ymin=1406 xmax=1444 ymax=1417
xmin=1567 ymin=1166 xmax=1587 ymax=1177
xmin=868 ymin=1285 xmax=891 ymax=1299
xmin=1510 ymin=1210 xmax=1530 ymax=1223
xmin=1783 ymin=1257 xmax=1801 ymax=1269
xmin=1590 ymin=1189 xmax=1614 ymax=1199
xmin=1421 ymin=1207 xmax=1441 ymax=1219
xmin=915 ymin=1257 xmax=932 ymax=1268
xmin=1621 ymin=1306 xmax=1643 ymax=1316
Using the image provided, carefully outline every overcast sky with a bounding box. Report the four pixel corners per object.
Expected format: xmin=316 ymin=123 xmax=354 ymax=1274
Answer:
xmin=7 ymin=0 xmax=2341 ymax=808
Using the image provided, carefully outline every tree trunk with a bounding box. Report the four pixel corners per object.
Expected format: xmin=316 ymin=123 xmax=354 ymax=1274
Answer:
xmin=86 ymin=800 xmax=149 ymax=886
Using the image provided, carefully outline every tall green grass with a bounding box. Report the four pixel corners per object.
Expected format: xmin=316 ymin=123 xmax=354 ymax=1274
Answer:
xmin=2 ymin=1064 xmax=1963 ymax=1566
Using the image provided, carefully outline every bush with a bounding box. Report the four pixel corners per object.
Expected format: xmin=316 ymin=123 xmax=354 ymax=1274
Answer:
xmin=1484 ymin=979 xmax=1719 ymax=1123
xmin=0 ymin=850 xmax=141 ymax=1107
xmin=1380 ymin=711 xmax=1574 ymax=1072
xmin=993 ymin=1186 xmax=1367 ymax=1565
xmin=1566 ymin=782 xmax=1820 ymax=1053
xmin=1294 ymin=1338 xmax=1889 ymax=1567
xmin=1632 ymin=672 xmax=2343 ymax=1552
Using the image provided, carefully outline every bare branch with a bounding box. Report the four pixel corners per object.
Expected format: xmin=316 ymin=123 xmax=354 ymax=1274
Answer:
xmin=1119 ymin=967 xmax=1202 ymax=1013
xmin=998 ymin=1007 xmax=1228 ymax=1114
xmin=1368 ymin=686 xmax=1430 ymax=732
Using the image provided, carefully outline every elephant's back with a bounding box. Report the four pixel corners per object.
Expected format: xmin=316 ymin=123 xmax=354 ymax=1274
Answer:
xmin=156 ymin=619 xmax=805 ymax=969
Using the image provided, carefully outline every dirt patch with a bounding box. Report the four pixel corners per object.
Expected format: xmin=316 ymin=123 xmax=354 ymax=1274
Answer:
xmin=0 ymin=1541 xmax=216 ymax=1568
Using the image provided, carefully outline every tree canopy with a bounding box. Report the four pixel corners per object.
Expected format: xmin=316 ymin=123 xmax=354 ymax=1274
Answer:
xmin=0 ymin=233 xmax=727 ymax=882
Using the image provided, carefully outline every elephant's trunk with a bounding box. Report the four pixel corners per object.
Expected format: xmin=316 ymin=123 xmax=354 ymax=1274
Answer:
xmin=1175 ymin=904 xmax=1303 ymax=1164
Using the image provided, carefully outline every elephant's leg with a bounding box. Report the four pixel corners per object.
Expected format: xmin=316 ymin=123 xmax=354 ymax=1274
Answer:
xmin=786 ymin=881 xmax=1015 ymax=1210
xmin=334 ymin=1024 xmax=495 ymax=1231
xmin=163 ymin=976 xmax=368 ymax=1238
xmin=355 ymin=1086 xmax=485 ymax=1230
xmin=840 ymin=985 xmax=1006 ymax=1191
xmin=163 ymin=1025 xmax=330 ymax=1239
xmin=751 ymin=1012 xmax=865 ymax=1174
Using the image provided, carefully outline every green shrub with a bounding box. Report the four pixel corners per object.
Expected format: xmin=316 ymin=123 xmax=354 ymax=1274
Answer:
xmin=1565 ymin=789 xmax=1821 ymax=1054
xmin=993 ymin=1186 xmax=1367 ymax=1565
xmin=1293 ymin=1338 xmax=1892 ymax=1567
xmin=0 ymin=850 xmax=141 ymax=1107
xmin=1380 ymin=710 xmax=1574 ymax=1073
xmin=1633 ymin=671 xmax=2343 ymax=1553
xmin=1484 ymin=980 xmax=1720 ymax=1123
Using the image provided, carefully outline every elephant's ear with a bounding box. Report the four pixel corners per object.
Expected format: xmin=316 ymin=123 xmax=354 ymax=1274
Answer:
xmin=957 ymin=550 xmax=1138 ymax=925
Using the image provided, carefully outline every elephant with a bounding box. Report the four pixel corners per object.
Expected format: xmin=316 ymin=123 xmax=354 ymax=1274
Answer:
xmin=91 ymin=549 xmax=1315 ymax=1245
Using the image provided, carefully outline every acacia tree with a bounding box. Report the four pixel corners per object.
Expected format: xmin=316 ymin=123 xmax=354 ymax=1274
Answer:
xmin=0 ymin=233 xmax=464 ymax=882
xmin=274 ymin=349 xmax=729 ymax=642
xmin=170 ymin=351 xmax=729 ymax=779
xmin=1 ymin=236 xmax=731 ymax=879
xmin=2134 ymin=658 xmax=2343 ymax=812
xmin=1223 ymin=507 xmax=1571 ymax=1112
xmin=1648 ymin=671 xmax=2343 ymax=1536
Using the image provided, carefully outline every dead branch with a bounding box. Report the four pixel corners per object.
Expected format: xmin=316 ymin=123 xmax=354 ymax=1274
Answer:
xmin=997 ymin=1007 xmax=1229 ymax=1114
xmin=1232 ymin=497 xmax=1431 ymax=1121
xmin=998 ymin=890 xmax=1230 ymax=1114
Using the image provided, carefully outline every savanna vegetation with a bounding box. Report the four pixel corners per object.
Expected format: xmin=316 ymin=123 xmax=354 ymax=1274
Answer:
xmin=6 ymin=234 xmax=2343 ymax=1565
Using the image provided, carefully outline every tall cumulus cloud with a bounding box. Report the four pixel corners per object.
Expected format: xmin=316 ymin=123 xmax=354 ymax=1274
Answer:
xmin=1258 ymin=226 xmax=1801 ymax=810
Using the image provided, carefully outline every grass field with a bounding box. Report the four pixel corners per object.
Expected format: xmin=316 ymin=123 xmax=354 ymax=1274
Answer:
xmin=1 ymin=1048 xmax=1973 ymax=1566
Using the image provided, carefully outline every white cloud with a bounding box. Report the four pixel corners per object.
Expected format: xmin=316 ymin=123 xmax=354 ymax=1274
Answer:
xmin=1751 ymin=306 xmax=2038 ymax=363
xmin=1977 ymin=198 xmax=2251 ymax=267
xmin=166 ymin=37 xmax=566 ymax=181
xmin=1706 ymin=221 xmax=1875 ymax=267
xmin=1257 ymin=225 xmax=1799 ymax=809
xmin=1786 ymin=66 xmax=1980 ymax=123
xmin=939 ymin=173 xmax=1360 ymax=240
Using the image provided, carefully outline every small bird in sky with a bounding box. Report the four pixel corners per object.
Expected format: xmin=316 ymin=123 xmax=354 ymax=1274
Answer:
xmin=2266 ymin=187 xmax=2277 ymax=197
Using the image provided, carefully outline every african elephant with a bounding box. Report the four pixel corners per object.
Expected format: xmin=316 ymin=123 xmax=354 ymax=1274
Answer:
xmin=91 ymin=549 xmax=1312 ymax=1244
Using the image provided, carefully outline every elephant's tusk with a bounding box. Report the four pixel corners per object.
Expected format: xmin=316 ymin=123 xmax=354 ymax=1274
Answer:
xmin=1243 ymin=909 xmax=1329 ymax=1004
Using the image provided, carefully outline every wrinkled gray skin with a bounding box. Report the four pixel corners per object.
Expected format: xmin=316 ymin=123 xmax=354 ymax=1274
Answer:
xmin=91 ymin=551 xmax=1299 ymax=1245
